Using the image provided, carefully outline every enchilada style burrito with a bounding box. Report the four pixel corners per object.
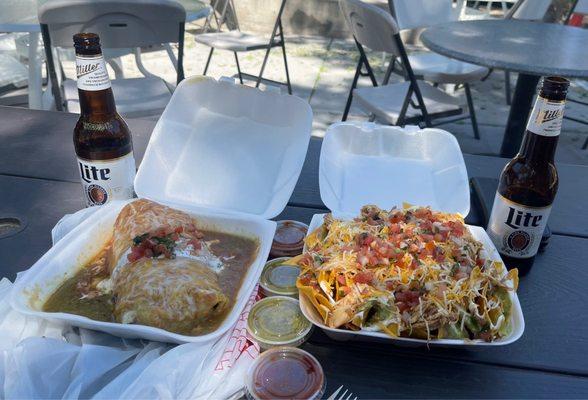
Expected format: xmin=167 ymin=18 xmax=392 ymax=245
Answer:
xmin=43 ymin=199 xmax=259 ymax=336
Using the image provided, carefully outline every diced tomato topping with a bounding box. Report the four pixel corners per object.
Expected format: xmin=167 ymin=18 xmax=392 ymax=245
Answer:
xmin=340 ymin=286 xmax=351 ymax=295
xmin=299 ymin=273 xmax=312 ymax=286
xmin=421 ymin=233 xmax=434 ymax=242
xmin=174 ymin=226 xmax=183 ymax=234
xmin=336 ymin=275 xmax=346 ymax=285
xmin=395 ymin=289 xmax=420 ymax=303
xmin=389 ymin=223 xmax=401 ymax=234
xmin=476 ymin=257 xmax=485 ymax=267
xmin=127 ymin=246 xmax=143 ymax=262
xmin=395 ymin=289 xmax=421 ymax=313
xmin=354 ymin=271 xmax=374 ymax=284
xmin=363 ymin=235 xmax=375 ymax=246
xmin=420 ymin=220 xmax=433 ymax=232
xmin=389 ymin=212 xmax=403 ymax=223
xmin=414 ymin=208 xmax=432 ymax=219
xmin=434 ymin=252 xmax=445 ymax=263
xmin=445 ymin=221 xmax=465 ymax=237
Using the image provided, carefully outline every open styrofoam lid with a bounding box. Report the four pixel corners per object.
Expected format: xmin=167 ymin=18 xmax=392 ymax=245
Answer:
xmin=135 ymin=76 xmax=313 ymax=219
xmin=319 ymin=122 xmax=470 ymax=218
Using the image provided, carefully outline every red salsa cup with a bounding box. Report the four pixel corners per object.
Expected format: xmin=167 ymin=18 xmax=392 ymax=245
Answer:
xmin=246 ymin=347 xmax=325 ymax=400
xmin=270 ymin=220 xmax=308 ymax=259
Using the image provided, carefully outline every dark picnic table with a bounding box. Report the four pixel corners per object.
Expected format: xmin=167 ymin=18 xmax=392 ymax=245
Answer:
xmin=2 ymin=106 xmax=588 ymax=398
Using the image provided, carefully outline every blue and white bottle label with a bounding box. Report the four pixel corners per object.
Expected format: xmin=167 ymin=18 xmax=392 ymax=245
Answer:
xmin=487 ymin=193 xmax=551 ymax=259
xmin=78 ymin=153 xmax=135 ymax=207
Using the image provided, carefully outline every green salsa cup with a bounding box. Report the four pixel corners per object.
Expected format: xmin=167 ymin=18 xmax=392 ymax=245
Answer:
xmin=247 ymin=296 xmax=313 ymax=350
xmin=259 ymin=257 xmax=300 ymax=298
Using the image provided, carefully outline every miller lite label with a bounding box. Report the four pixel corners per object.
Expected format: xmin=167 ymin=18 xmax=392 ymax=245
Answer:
xmin=487 ymin=193 xmax=551 ymax=259
xmin=77 ymin=153 xmax=135 ymax=207
xmin=76 ymin=54 xmax=111 ymax=91
xmin=527 ymin=95 xmax=564 ymax=137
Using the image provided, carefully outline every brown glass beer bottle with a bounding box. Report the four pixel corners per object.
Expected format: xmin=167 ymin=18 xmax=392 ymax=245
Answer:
xmin=73 ymin=33 xmax=135 ymax=207
xmin=487 ymin=77 xmax=569 ymax=275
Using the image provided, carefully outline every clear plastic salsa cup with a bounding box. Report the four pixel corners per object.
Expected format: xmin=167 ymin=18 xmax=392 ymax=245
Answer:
xmin=259 ymin=257 xmax=300 ymax=298
xmin=246 ymin=347 xmax=326 ymax=400
xmin=269 ymin=220 xmax=308 ymax=258
xmin=247 ymin=296 xmax=312 ymax=350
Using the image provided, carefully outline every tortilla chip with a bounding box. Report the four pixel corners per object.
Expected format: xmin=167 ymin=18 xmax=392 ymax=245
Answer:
xmin=297 ymin=284 xmax=331 ymax=322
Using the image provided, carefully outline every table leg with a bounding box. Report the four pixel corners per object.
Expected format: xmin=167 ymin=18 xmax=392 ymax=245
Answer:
xmin=27 ymin=31 xmax=43 ymax=110
xmin=499 ymin=73 xmax=540 ymax=158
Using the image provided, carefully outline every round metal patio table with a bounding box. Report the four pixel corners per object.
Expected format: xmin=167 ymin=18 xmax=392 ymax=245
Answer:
xmin=421 ymin=19 xmax=588 ymax=157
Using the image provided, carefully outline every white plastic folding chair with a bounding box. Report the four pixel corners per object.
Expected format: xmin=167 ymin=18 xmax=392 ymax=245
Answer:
xmin=0 ymin=34 xmax=29 ymax=100
xmin=386 ymin=0 xmax=489 ymax=138
xmin=39 ymin=0 xmax=186 ymax=118
xmin=473 ymin=0 xmax=518 ymax=15
xmin=340 ymin=0 xmax=470 ymax=130
xmin=194 ymin=0 xmax=292 ymax=94
xmin=506 ymin=0 xmax=553 ymax=20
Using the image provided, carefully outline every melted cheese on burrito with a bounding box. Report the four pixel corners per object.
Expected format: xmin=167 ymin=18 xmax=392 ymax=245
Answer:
xmin=113 ymin=258 xmax=229 ymax=335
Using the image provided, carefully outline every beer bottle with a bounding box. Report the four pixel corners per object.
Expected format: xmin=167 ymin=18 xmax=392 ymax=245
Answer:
xmin=487 ymin=77 xmax=569 ymax=275
xmin=73 ymin=33 xmax=135 ymax=207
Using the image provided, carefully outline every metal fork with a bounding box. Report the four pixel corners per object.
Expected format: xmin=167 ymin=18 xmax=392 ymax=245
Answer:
xmin=327 ymin=385 xmax=358 ymax=400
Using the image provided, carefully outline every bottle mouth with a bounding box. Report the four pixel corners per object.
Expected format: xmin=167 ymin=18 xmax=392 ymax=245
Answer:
xmin=73 ymin=33 xmax=101 ymax=51
xmin=541 ymin=76 xmax=569 ymax=99
xmin=543 ymin=76 xmax=570 ymax=89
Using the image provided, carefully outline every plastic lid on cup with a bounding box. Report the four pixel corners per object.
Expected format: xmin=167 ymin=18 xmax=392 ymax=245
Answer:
xmin=270 ymin=220 xmax=308 ymax=258
xmin=259 ymin=257 xmax=300 ymax=298
xmin=247 ymin=296 xmax=312 ymax=350
xmin=246 ymin=347 xmax=326 ymax=400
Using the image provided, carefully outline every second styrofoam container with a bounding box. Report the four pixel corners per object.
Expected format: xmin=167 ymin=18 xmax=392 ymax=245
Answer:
xmin=319 ymin=122 xmax=470 ymax=219
xmin=11 ymin=76 xmax=313 ymax=344
xmin=299 ymin=121 xmax=524 ymax=347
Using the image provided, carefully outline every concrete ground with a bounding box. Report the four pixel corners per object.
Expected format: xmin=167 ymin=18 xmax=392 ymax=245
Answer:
xmin=62 ymin=31 xmax=588 ymax=166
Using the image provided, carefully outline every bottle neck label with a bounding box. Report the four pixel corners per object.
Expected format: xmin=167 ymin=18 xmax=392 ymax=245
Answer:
xmin=486 ymin=193 xmax=551 ymax=259
xmin=527 ymin=95 xmax=565 ymax=137
xmin=76 ymin=54 xmax=112 ymax=91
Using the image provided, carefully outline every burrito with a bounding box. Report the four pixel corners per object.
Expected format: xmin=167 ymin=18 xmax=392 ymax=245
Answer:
xmin=113 ymin=257 xmax=229 ymax=335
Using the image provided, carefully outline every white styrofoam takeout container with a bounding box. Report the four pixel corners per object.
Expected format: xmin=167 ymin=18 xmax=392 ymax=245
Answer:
xmin=11 ymin=76 xmax=313 ymax=344
xmin=298 ymin=122 xmax=524 ymax=347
